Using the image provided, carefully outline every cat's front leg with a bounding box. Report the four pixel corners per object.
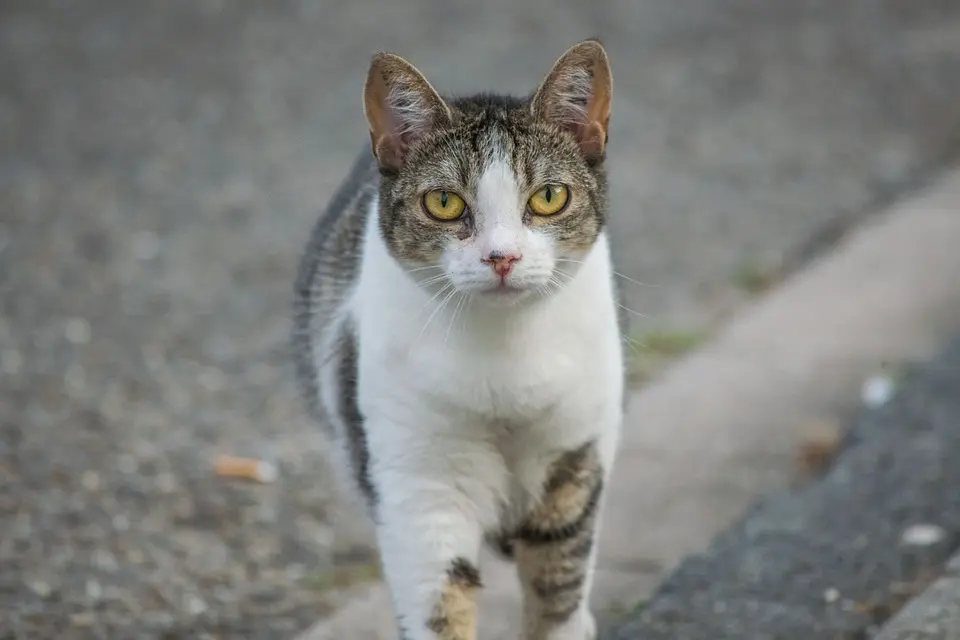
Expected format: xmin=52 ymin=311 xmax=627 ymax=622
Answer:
xmin=367 ymin=418 xmax=504 ymax=640
xmin=375 ymin=481 xmax=485 ymax=640
xmin=514 ymin=441 xmax=606 ymax=640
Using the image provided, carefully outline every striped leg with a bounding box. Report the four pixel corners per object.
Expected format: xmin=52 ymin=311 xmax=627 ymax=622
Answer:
xmin=514 ymin=442 xmax=603 ymax=640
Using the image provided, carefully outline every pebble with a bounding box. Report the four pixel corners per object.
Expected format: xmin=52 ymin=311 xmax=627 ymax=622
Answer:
xmin=85 ymin=579 xmax=103 ymax=602
xmin=184 ymin=594 xmax=209 ymax=617
xmin=81 ymin=470 xmax=101 ymax=492
xmin=1 ymin=349 xmax=23 ymax=375
xmin=861 ymin=375 xmax=895 ymax=408
xmin=70 ymin=612 xmax=96 ymax=627
xmin=27 ymin=579 xmax=53 ymax=598
xmin=155 ymin=471 xmax=177 ymax=494
xmin=64 ymin=317 xmax=92 ymax=345
xmin=141 ymin=344 xmax=166 ymax=372
xmin=823 ymin=587 xmax=840 ymax=604
xmin=117 ymin=454 xmax=138 ymax=474
xmin=248 ymin=363 xmax=273 ymax=385
xmin=64 ymin=364 xmax=87 ymax=397
xmin=93 ymin=549 xmax=118 ymax=572
xmin=131 ymin=230 xmax=161 ymax=261
xmin=901 ymin=523 xmax=947 ymax=547
xmin=198 ymin=367 xmax=225 ymax=392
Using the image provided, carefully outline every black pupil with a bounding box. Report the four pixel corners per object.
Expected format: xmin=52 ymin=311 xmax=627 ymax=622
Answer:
xmin=440 ymin=191 xmax=448 ymax=208
xmin=544 ymin=187 xmax=552 ymax=203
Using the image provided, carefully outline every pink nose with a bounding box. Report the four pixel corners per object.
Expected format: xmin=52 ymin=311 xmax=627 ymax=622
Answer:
xmin=482 ymin=251 xmax=521 ymax=278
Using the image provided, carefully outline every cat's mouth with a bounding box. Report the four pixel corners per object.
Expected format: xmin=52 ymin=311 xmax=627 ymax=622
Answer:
xmin=476 ymin=282 xmax=532 ymax=304
xmin=484 ymin=284 xmax=525 ymax=295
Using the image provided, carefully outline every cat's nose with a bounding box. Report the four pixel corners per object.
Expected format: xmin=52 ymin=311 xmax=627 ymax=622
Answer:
xmin=482 ymin=251 xmax=521 ymax=278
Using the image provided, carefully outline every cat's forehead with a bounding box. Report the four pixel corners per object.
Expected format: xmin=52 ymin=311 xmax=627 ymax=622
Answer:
xmin=404 ymin=111 xmax=586 ymax=195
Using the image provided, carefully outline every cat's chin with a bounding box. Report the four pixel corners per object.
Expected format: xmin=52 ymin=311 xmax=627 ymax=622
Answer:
xmin=474 ymin=284 xmax=535 ymax=307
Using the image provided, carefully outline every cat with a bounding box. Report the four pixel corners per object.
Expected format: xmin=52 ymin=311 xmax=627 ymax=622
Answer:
xmin=293 ymin=39 xmax=624 ymax=640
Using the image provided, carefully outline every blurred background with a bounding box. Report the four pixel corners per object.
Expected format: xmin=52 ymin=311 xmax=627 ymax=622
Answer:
xmin=2 ymin=0 xmax=960 ymax=638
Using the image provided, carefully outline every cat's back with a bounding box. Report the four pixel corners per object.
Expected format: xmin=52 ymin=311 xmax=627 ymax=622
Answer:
xmin=292 ymin=148 xmax=377 ymax=417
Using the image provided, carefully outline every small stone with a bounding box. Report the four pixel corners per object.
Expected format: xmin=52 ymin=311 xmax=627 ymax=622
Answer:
xmin=64 ymin=317 xmax=92 ymax=345
xmin=174 ymin=496 xmax=196 ymax=520
xmin=117 ymin=454 xmax=138 ymax=474
xmin=132 ymin=230 xmax=161 ymax=261
xmin=285 ymin=563 xmax=306 ymax=581
xmin=85 ymin=579 xmax=103 ymax=602
xmin=64 ymin=364 xmax=87 ymax=396
xmin=947 ymin=552 xmax=960 ymax=575
xmin=824 ymin=587 xmax=840 ymax=604
xmin=143 ymin=611 xmax=175 ymax=629
xmin=198 ymin=367 xmax=225 ymax=392
xmin=70 ymin=612 xmax=96 ymax=626
xmin=205 ymin=335 xmax=236 ymax=361
xmin=712 ymin=601 xmax=727 ymax=614
xmin=184 ymin=594 xmax=208 ymax=617
xmin=901 ymin=523 xmax=947 ymax=547
xmin=1 ymin=349 xmax=22 ymax=375
xmin=112 ymin=514 xmax=130 ymax=531
xmin=248 ymin=363 xmax=273 ymax=384
xmin=155 ymin=471 xmax=177 ymax=494
xmin=81 ymin=470 xmax=101 ymax=492
xmin=141 ymin=344 xmax=166 ymax=372
xmin=93 ymin=549 xmax=118 ymax=572
xmin=27 ymin=579 xmax=52 ymax=598
xmin=861 ymin=375 xmax=895 ymax=408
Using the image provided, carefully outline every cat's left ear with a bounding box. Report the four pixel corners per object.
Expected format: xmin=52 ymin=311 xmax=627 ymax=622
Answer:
xmin=364 ymin=52 xmax=452 ymax=171
xmin=531 ymin=39 xmax=612 ymax=163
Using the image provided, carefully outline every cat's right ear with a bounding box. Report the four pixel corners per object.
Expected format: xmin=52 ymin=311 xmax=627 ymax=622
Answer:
xmin=363 ymin=53 xmax=451 ymax=171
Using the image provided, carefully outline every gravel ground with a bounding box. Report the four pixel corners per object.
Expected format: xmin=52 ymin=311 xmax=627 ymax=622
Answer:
xmin=2 ymin=1 xmax=960 ymax=638
xmin=605 ymin=335 xmax=960 ymax=640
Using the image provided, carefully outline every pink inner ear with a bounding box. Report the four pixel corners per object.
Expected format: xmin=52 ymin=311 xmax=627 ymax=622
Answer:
xmin=578 ymin=120 xmax=607 ymax=161
xmin=371 ymin=130 xmax=406 ymax=171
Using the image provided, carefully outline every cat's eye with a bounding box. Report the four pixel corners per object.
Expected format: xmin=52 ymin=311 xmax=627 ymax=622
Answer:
xmin=422 ymin=190 xmax=467 ymax=221
xmin=527 ymin=184 xmax=570 ymax=216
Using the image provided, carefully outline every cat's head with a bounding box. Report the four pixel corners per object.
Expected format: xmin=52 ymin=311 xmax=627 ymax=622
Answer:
xmin=364 ymin=39 xmax=612 ymax=306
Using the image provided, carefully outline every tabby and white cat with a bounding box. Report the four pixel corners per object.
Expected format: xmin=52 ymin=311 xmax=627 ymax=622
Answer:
xmin=293 ymin=39 xmax=624 ymax=640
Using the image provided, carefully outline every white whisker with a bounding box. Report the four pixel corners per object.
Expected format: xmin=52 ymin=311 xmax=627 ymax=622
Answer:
xmin=444 ymin=292 xmax=467 ymax=347
xmin=417 ymin=285 xmax=458 ymax=345
xmin=416 ymin=273 xmax=450 ymax=288
xmin=555 ymin=258 xmax=657 ymax=288
xmin=407 ymin=265 xmax=445 ymax=274
xmin=617 ymin=304 xmax=650 ymax=320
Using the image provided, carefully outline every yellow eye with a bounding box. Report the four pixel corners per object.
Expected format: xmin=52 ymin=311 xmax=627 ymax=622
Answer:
xmin=422 ymin=190 xmax=466 ymax=221
xmin=528 ymin=184 xmax=569 ymax=216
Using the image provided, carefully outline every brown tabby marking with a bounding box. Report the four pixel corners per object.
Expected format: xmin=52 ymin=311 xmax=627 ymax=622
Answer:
xmin=425 ymin=557 xmax=482 ymax=639
xmin=515 ymin=442 xmax=603 ymax=635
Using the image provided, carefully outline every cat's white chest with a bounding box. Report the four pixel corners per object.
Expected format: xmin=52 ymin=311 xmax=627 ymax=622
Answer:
xmin=407 ymin=319 xmax=595 ymax=419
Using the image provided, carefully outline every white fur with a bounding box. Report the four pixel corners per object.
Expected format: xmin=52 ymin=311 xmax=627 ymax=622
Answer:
xmin=322 ymin=156 xmax=623 ymax=639
xmin=551 ymin=66 xmax=592 ymax=127
xmin=388 ymin=85 xmax=436 ymax=139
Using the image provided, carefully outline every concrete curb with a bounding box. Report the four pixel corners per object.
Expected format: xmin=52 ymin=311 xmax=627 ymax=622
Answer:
xmin=606 ymin=335 xmax=960 ymax=638
xmin=296 ymin=169 xmax=960 ymax=639
xmin=872 ymin=551 xmax=960 ymax=640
